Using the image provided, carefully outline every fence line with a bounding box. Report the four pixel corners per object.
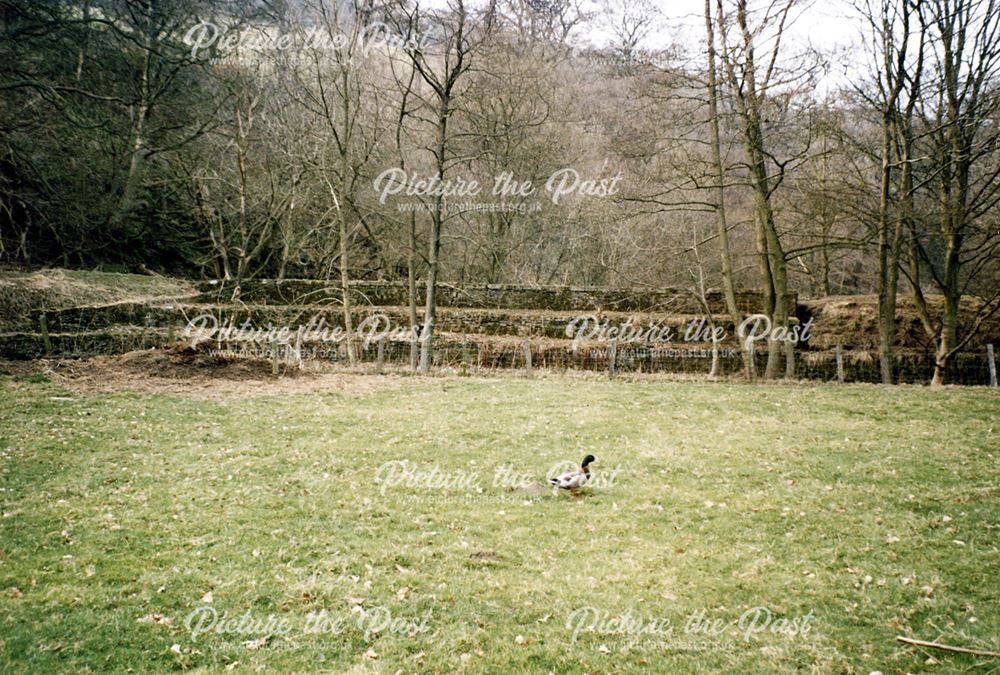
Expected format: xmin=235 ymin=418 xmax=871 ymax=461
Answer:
xmin=205 ymin=337 xmax=1000 ymax=386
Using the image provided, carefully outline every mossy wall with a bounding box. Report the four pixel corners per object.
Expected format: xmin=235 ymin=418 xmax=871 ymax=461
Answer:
xmin=2 ymin=275 xmax=996 ymax=385
xmin=196 ymin=279 xmax=795 ymax=315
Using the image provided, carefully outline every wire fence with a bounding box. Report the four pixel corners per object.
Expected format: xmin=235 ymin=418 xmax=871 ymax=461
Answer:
xmin=8 ymin=304 xmax=998 ymax=386
xmin=220 ymin=337 xmax=999 ymax=386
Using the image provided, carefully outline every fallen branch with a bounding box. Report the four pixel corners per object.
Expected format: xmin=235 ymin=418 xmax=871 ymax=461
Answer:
xmin=896 ymin=636 xmax=1000 ymax=657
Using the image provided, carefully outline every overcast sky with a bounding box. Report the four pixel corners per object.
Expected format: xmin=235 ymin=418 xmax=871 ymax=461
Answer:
xmin=417 ymin=0 xmax=865 ymax=91
xmin=609 ymin=0 xmax=860 ymax=50
xmin=584 ymin=0 xmax=862 ymax=82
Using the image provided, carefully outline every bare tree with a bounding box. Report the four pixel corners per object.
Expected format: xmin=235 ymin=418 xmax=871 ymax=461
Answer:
xmin=386 ymin=9 xmax=424 ymax=369
xmin=715 ymin=0 xmax=798 ymax=378
xmin=911 ymin=0 xmax=1000 ymax=384
xmin=704 ymin=0 xmax=747 ymax=375
xmin=854 ymin=0 xmax=924 ymax=383
xmin=501 ymin=0 xmax=588 ymax=46
xmin=600 ymin=0 xmax=660 ymax=69
xmin=287 ymin=0 xmax=391 ymax=364
xmin=396 ymin=0 xmax=496 ymax=373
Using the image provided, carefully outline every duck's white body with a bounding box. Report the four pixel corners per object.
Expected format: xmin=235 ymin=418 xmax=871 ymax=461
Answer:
xmin=548 ymin=467 xmax=590 ymax=490
xmin=548 ymin=455 xmax=595 ymax=492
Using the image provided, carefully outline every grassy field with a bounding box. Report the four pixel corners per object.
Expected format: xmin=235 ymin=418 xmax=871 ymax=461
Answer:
xmin=0 ymin=372 xmax=997 ymax=672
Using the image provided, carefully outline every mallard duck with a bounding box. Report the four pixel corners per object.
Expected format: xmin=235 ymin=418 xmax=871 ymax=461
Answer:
xmin=548 ymin=455 xmax=596 ymax=495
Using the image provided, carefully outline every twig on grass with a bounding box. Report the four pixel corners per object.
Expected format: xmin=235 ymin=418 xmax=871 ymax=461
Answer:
xmin=896 ymin=636 xmax=1000 ymax=657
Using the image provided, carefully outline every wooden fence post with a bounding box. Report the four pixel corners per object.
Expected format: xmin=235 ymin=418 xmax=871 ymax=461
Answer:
xmin=376 ymin=337 xmax=385 ymax=374
xmin=523 ymin=338 xmax=532 ymax=377
xmin=609 ymin=338 xmax=617 ymax=378
xmin=271 ymin=339 xmax=279 ymax=375
xmin=988 ymin=344 xmax=997 ymax=388
xmin=836 ymin=343 xmax=844 ymax=384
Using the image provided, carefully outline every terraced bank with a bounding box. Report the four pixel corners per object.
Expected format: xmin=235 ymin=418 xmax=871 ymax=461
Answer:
xmin=1 ymin=272 xmax=996 ymax=383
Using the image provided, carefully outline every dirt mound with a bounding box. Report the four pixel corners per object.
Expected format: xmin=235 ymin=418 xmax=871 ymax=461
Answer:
xmin=120 ymin=344 xmax=293 ymax=379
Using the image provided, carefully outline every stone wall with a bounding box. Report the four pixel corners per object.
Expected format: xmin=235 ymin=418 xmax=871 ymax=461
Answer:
xmin=31 ymin=303 xmax=753 ymax=340
xmin=197 ymin=279 xmax=795 ymax=315
xmin=5 ymin=273 xmax=996 ymax=385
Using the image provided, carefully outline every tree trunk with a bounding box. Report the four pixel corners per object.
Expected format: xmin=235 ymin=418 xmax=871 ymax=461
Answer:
xmin=876 ymin=114 xmax=901 ymax=385
xmin=337 ymin=200 xmax=355 ymax=365
xmin=338 ymin=62 xmax=356 ymax=365
xmin=232 ymin=105 xmax=250 ymax=300
xmin=931 ymin=233 xmax=961 ymax=385
xmin=820 ymin=233 xmax=831 ymax=296
xmin=932 ymin=293 xmax=959 ymax=386
xmin=111 ymin=10 xmax=153 ymax=231
xmin=745 ymin=128 xmax=790 ymax=380
xmin=408 ymin=211 xmax=419 ymax=370
xmin=717 ymin=0 xmax=789 ymax=378
xmin=704 ymin=0 xmax=746 ymax=375
xmin=419 ymin=97 xmax=450 ymax=373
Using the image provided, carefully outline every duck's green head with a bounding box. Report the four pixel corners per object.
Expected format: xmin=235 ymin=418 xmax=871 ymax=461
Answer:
xmin=582 ymin=454 xmax=596 ymax=467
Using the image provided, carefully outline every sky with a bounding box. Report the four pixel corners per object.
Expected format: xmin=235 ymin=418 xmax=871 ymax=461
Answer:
xmin=590 ymin=0 xmax=868 ymax=96
xmin=433 ymin=0 xmax=863 ymax=84
xmin=416 ymin=0 xmax=867 ymax=92
xmin=625 ymin=0 xmax=861 ymax=52
xmin=415 ymin=0 xmax=863 ymax=53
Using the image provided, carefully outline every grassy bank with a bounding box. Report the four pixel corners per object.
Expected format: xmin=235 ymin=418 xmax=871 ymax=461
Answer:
xmin=0 ymin=375 xmax=997 ymax=672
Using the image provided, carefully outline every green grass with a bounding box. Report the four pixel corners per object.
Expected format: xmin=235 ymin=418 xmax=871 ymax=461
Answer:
xmin=0 ymin=375 xmax=997 ymax=672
